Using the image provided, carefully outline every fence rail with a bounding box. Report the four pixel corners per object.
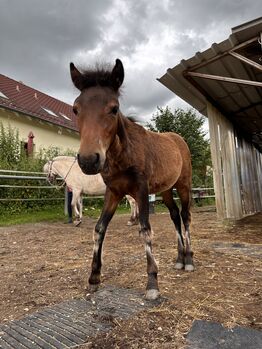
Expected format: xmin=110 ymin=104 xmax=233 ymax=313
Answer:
xmin=0 ymin=170 xmax=215 ymax=202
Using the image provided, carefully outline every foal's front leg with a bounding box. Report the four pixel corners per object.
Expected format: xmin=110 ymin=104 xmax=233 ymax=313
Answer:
xmin=88 ymin=189 xmax=121 ymax=291
xmin=137 ymin=184 xmax=160 ymax=300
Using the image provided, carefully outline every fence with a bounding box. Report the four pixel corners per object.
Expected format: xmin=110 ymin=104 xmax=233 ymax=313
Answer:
xmin=0 ymin=169 xmax=215 ymax=204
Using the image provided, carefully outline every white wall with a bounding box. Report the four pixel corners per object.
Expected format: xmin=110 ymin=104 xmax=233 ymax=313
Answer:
xmin=0 ymin=108 xmax=80 ymax=154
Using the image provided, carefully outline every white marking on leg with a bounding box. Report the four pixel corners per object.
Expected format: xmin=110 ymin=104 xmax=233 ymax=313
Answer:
xmin=145 ymin=289 xmax=160 ymax=300
xmin=93 ymin=230 xmax=100 ymax=253
xmin=175 ymin=229 xmax=185 ymax=269
xmin=176 ymin=230 xmax=184 ymax=249
xmin=140 ymin=228 xmax=153 ymax=241
xmin=184 ymin=228 xmax=194 ymax=271
xmin=185 ymin=229 xmax=191 ymax=249
xmin=145 ymin=243 xmax=158 ymax=265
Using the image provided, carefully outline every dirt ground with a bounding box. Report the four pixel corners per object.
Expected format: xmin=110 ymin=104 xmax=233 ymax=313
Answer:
xmin=0 ymin=207 xmax=261 ymax=348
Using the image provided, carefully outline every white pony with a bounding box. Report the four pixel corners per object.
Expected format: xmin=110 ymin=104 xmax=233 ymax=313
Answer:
xmin=43 ymin=156 xmax=138 ymax=226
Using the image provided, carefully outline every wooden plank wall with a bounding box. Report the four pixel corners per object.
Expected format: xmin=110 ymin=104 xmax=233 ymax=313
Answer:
xmin=207 ymin=102 xmax=262 ymax=219
xmin=207 ymin=103 xmax=242 ymax=219
xmin=257 ymin=151 xmax=262 ymax=210
xmin=238 ymin=138 xmax=262 ymax=214
xmin=207 ymin=104 xmax=226 ymax=219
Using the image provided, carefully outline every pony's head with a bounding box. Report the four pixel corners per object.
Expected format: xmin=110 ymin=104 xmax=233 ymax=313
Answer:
xmin=70 ymin=59 xmax=124 ymax=175
xmin=43 ymin=160 xmax=58 ymax=183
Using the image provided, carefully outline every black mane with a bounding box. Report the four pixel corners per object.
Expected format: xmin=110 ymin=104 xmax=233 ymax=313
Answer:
xmin=71 ymin=59 xmax=124 ymax=92
xmin=76 ymin=65 xmax=120 ymax=92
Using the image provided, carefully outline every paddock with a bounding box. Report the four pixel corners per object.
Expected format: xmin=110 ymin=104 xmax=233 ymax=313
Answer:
xmin=1 ymin=209 xmax=261 ymax=348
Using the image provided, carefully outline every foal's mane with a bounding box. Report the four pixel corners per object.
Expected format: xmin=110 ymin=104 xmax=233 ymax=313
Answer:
xmin=74 ymin=63 xmax=122 ymax=92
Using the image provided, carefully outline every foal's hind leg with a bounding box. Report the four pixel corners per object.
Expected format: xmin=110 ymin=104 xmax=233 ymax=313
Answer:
xmin=136 ymin=182 xmax=159 ymax=300
xmin=176 ymin=186 xmax=194 ymax=271
xmin=162 ymin=189 xmax=185 ymax=269
xmin=126 ymin=195 xmax=139 ymax=226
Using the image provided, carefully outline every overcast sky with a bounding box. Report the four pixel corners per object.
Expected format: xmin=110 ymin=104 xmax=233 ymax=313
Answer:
xmin=0 ymin=0 xmax=260 ymax=124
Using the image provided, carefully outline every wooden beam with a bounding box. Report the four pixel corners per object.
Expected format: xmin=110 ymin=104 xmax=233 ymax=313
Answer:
xmin=186 ymin=71 xmax=262 ymax=87
xmin=229 ymin=51 xmax=262 ymax=72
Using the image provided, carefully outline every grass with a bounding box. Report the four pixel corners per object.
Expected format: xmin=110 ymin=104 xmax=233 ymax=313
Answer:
xmin=0 ymin=203 xmax=133 ymax=227
xmin=0 ymin=206 xmax=65 ymax=226
xmin=0 ymin=199 xmax=215 ymax=227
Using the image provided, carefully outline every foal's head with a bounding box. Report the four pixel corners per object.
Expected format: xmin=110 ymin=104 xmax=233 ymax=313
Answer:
xmin=70 ymin=59 xmax=124 ymax=174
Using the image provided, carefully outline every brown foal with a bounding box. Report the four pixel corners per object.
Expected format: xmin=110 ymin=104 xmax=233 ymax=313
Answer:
xmin=70 ymin=59 xmax=194 ymax=300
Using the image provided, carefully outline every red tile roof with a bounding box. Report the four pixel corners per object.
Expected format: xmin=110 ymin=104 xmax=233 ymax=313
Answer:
xmin=0 ymin=74 xmax=78 ymax=132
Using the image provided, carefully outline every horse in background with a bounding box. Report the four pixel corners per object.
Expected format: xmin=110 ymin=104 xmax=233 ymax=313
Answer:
xmin=43 ymin=156 xmax=139 ymax=226
xmin=70 ymin=58 xmax=194 ymax=300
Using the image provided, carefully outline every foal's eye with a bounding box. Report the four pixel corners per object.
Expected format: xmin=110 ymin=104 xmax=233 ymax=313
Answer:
xmin=73 ymin=107 xmax=78 ymax=115
xmin=111 ymin=106 xmax=119 ymax=115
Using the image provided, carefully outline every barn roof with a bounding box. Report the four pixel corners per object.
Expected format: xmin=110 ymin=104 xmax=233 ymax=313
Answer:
xmin=0 ymin=74 xmax=78 ymax=132
xmin=159 ymin=17 xmax=262 ymax=152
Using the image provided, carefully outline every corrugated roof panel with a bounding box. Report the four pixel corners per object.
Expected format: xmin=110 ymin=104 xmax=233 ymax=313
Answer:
xmin=159 ymin=17 xmax=262 ymax=151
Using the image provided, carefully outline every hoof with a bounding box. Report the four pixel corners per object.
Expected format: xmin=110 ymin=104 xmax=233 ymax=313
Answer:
xmin=127 ymin=220 xmax=138 ymax=226
xmin=145 ymin=289 xmax=160 ymax=300
xmin=175 ymin=262 xmax=184 ymax=270
xmin=74 ymin=220 xmax=82 ymax=227
xmin=185 ymin=264 xmax=195 ymax=272
xmin=88 ymin=283 xmax=99 ymax=293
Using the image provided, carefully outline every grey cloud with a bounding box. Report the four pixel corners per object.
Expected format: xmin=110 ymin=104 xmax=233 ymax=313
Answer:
xmin=0 ymin=0 xmax=111 ymax=92
xmin=0 ymin=0 xmax=261 ymax=120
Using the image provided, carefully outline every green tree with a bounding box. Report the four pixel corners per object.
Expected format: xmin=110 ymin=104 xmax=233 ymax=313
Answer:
xmin=146 ymin=106 xmax=212 ymax=187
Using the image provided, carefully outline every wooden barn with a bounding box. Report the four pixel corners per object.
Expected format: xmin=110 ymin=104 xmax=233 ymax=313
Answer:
xmin=0 ymin=74 xmax=79 ymax=155
xmin=159 ymin=17 xmax=262 ymax=220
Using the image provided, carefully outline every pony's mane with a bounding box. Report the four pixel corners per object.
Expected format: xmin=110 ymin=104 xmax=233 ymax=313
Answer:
xmin=53 ymin=156 xmax=76 ymax=162
xmin=77 ymin=64 xmax=121 ymax=92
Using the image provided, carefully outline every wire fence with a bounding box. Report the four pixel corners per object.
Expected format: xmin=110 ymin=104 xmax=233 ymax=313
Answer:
xmin=0 ymin=169 xmax=215 ymax=204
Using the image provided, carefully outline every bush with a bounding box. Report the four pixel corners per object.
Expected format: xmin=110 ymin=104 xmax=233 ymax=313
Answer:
xmin=0 ymin=122 xmax=73 ymax=215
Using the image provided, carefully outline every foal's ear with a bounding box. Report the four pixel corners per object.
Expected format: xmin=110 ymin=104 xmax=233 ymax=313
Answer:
xmin=70 ymin=63 xmax=84 ymax=91
xmin=111 ymin=59 xmax=124 ymax=91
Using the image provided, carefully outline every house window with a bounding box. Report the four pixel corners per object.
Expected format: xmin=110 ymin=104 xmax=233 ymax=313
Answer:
xmin=60 ymin=112 xmax=71 ymax=120
xmin=41 ymin=106 xmax=58 ymax=117
xmin=0 ymin=90 xmax=8 ymax=99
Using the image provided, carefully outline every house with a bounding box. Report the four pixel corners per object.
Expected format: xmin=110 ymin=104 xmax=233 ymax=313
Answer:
xmin=0 ymin=74 xmax=79 ymax=155
xmin=159 ymin=17 xmax=262 ymax=219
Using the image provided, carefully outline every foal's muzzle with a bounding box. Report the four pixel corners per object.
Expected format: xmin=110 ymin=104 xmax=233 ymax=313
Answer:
xmin=77 ymin=153 xmax=101 ymax=174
